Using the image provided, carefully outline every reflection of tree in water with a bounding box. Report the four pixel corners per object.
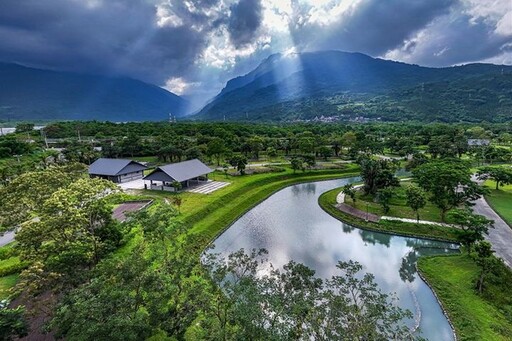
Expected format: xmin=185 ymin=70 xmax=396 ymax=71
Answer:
xmin=304 ymin=183 xmax=316 ymax=194
xmin=399 ymin=247 xmax=459 ymax=284
xmin=342 ymin=223 xmax=355 ymax=233
xmin=399 ymin=250 xmax=418 ymax=283
xmin=291 ymin=183 xmax=316 ymax=196
xmin=359 ymin=229 xmax=391 ymax=247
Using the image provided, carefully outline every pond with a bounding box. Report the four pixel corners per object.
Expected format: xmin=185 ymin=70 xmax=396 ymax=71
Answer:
xmin=209 ymin=178 xmax=458 ymax=340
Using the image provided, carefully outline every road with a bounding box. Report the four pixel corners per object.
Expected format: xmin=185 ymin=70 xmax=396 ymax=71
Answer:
xmin=472 ymin=196 xmax=512 ymax=268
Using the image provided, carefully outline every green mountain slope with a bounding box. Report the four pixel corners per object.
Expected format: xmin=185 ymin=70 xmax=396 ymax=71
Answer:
xmin=194 ymin=51 xmax=512 ymax=122
xmin=0 ymin=63 xmax=189 ymax=121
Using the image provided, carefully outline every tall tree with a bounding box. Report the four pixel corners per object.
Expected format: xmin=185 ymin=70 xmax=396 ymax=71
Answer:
xmin=477 ymin=166 xmax=512 ymax=190
xmin=16 ymin=178 xmax=120 ymax=292
xmin=0 ymin=163 xmax=87 ymax=230
xmin=405 ymin=185 xmax=427 ymax=222
xmin=413 ymin=159 xmax=485 ymax=221
xmin=358 ymin=156 xmax=399 ymax=195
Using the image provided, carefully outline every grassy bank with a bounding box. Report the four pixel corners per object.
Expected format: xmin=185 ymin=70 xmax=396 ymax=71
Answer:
xmin=0 ymin=242 xmax=21 ymax=299
xmin=418 ymin=255 xmax=512 ymax=340
xmin=318 ymin=188 xmax=461 ymax=242
xmin=347 ymin=182 xmax=455 ymax=223
xmin=484 ymin=181 xmax=512 ymax=228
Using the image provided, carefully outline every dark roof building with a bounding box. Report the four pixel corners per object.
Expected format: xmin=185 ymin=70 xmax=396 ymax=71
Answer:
xmin=144 ymin=159 xmax=213 ymax=189
xmin=89 ymin=158 xmax=147 ymax=183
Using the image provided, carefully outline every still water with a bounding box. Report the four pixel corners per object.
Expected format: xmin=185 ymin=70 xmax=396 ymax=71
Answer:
xmin=209 ymin=178 xmax=458 ymax=340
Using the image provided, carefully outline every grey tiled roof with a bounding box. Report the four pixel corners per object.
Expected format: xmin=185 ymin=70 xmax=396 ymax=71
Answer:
xmin=89 ymin=158 xmax=147 ymax=176
xmin=144 ymin=159 xmax=213 ymax=182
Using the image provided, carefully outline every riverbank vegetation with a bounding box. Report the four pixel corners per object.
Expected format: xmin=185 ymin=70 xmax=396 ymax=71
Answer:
xmin=319 ymin=188 xmax=462 ymax=241
xmin=419 ymin=254 xmax=512 ymax=340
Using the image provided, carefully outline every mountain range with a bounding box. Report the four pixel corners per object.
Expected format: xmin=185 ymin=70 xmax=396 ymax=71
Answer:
xmin=194 ymin=51 xmax=512 ymax=122
xmin=1 ymin=51 xmax=511 ymax=123
xmin=0 ymin=62 xmax=188 ymax=122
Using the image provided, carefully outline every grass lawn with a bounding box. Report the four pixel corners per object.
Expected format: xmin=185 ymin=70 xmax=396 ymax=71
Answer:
xmin=346 ymin=182 xmax=455 ymax=223
xmin=318 ymin=188 xmax=461 ymax=241
xmin=418 ymin=255 xmax=512 ymax=340
xmin=0 ymin=274 xmax=18 ymax=300
xmin=484 ymin=180 xmax=512 ymax=228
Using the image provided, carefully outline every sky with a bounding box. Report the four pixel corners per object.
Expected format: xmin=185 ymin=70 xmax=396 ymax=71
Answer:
xmin=0 ymin=0 xmax=511 ymax=109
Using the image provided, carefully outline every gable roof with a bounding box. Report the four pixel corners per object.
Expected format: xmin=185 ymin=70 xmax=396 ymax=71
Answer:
xmin=89 ymin=158 xmax=147 ymax=176
xmin=144 ymin=159 xmax=213 ymax=182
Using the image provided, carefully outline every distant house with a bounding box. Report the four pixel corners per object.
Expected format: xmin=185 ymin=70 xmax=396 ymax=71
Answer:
xmin=89 ymin=158 xmax=147 ymax=183
xmin=468 ymin=139 xmax=490 ymax=146
xmin=143 ymin=159 xmax=213 ymax=191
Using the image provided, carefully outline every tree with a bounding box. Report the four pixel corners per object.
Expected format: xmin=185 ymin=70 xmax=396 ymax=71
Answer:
xmin=413 ymin=159 xmax=485 ymax=221
xmin=377 ymin=187 xmax=394 ymax=214
xmin=342 ymin=183 xmax=356 ymax=204
xmin=229 ymin=155 xmax=248 ymax=175
xmin=341 ymin=131 xmax=357 ymax=154
xmin=449 ymin=209 xmax=494 ymax=253
xmin=290 ymin=156 xmax=304 ymax=173
xmin=0 ymin=305 xmax=28 ymax=340
xmin=202 ymin=251 xmax=416 ymax=340
xmin=16 ymin=178 xmax=121 ymax=292
xmin=473 ymin=241 xmax=499 ymax=294
xmin=303 ymin=154 xmax=316 ymax=170
xmin=52 ymin=217 xmax=209 ymax=341
xmin=266 ymin=146 xmax=277 ymax=160
xmin=0 ymin=163 xmax=87 ymax=230
xmin=405 ymin=185 xmax=427 ymax=222
xmin=171 ymin=180 xmax=182 ymax=192
xmin=15 ymin=123 xmax=35 ymax=134
xmin=358 ymin=156 xmax=399 ymax=195
xmin=207 ymin=138 xmax=226 ymax=166
xmin=318 ymin=145 xmax=332 ymax=160
xmin=477 ymin=166 xmax=512 ymax=190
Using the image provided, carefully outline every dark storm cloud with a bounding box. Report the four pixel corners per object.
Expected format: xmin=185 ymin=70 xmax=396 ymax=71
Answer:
xmin=0 ymin=0 xmax=220 ymax=84
xmin=227 ymin=0 xmax=263 ymax=47
xmin=393 ymin=13 xmax=512 ymax=66
xmin=290 ymin=0 xmax=457 ymax=56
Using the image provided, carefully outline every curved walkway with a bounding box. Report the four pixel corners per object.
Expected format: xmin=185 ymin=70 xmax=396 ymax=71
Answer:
xmin=472 ymin=196 xmax=512 ymax=268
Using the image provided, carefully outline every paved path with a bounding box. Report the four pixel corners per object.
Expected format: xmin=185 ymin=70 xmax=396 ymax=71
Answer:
xmin=335 ymin=179 xmax=457 ymax=228
xmin=0 ymin=230 xmax=15 ymax=247
xmin=471 ymin=174 xmax=512 ymax=268
xmin=472 ymin=196 xmax=512 ymax=268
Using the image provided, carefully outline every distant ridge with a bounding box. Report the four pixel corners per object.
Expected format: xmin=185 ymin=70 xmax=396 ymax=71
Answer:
xmin=194 ymin=51 xmax=512 ymax=122
xmin=0 ymin=62 xmax=189 ymax=122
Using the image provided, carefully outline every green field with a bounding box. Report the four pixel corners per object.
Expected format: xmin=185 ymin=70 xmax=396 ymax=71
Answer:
xmin=419 ymin=255 xmax=512 ymax=341
xmin=0 ymin=243 xmax=21 ymax=299
xmin=484 ymin=180 xmax=512 ymax=228
xmin=0 ymin=274 xmax=18 ymax=300
xmin=345 ymin=182 xmax=455 ymax=223
xmin=318 ymin=187 xmax=461 ymax=241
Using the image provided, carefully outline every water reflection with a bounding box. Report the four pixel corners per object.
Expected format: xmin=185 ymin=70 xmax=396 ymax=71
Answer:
xmin=209 ymin=178 xmax=457 ymax=341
